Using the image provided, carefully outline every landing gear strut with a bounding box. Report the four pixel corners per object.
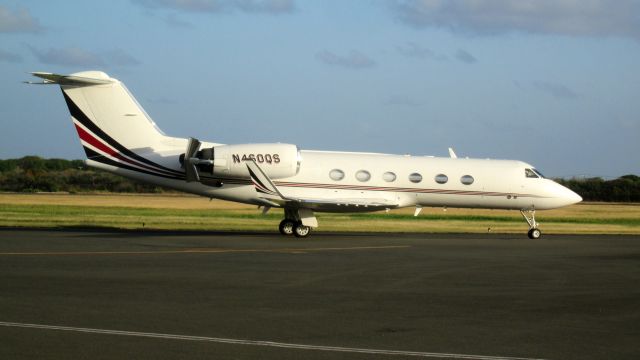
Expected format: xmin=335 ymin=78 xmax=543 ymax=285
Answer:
xmin=520 ymin=209 xmax=541 ymax=239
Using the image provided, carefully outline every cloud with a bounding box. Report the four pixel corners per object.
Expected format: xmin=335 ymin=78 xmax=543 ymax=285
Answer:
xmin=164 ymin=13 xmax=193 ymax=28
xmin=454 ymin=49 xmax=476 ymax=63
xmin=132 ymin=0 xmax=294 ymax=14
xmin=315 ymin=50 xmax=376 ymax=69
xmin=532 ymin=81 xmax=579 ymax=99
xmin=0 ymin=49 xmax=23 ymax=63
xmin=385 ymin=95 xmax=422 ymax=107
xmin=390 ymin=0 xmax=640 ymax=40
xmin=30 ymin=47 xmax=105 ymax=67
xmin=396 ymin=42 xmax=448 ymax=61
xmin=29 ymin=47 xmax=140 ymax=67
xmin=0 ymin=6 xmax=43 ymax=33
xmin=145 ymin=97 xmax=178 ymax=105
xmin=103 ymin=49 xmax=141 ymax=66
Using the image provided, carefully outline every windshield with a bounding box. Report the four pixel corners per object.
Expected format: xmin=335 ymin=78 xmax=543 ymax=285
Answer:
xmin=532 ymin=168 xmax=545 ymax=178
xmin=525 ymin=168 xmax=539 ymax=178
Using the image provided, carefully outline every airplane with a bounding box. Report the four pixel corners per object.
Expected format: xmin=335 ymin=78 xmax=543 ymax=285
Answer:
xmin=27 ymin=71 xmax=582 ymax=239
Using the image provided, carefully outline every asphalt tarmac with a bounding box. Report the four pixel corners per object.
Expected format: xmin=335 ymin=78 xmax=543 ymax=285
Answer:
xmin=0 ymin=229 xmax=638 ymax=360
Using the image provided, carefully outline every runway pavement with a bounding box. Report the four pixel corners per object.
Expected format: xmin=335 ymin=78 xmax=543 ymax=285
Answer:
xmin=0 ymin=229 xmax=639 ymax=359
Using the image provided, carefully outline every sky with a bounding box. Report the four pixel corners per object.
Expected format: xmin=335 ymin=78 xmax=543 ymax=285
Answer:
xmin=1 ymin=0 xmax=639 ymax=178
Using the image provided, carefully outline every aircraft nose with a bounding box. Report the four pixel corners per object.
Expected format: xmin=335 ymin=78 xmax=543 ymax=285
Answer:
xmin=559 ymin=183 xmax=582 ymax=206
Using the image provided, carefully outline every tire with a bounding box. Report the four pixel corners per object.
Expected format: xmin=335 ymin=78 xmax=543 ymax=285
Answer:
xmin=279 ymin=219 xmax=295 ymax=236
xmin=293 ymin=223 xmax=311 ymax=238
xmin=528 ymin=228 xmax=541 ymax=239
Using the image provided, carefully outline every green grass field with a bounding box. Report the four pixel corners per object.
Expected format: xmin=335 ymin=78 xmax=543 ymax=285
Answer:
xmin=1 ymin=193 xmax=639 ymax=234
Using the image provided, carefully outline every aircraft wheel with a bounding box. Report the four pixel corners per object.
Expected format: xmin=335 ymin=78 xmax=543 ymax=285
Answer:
xmin=293 ymin=223 xmax=312 ymax=238
xmin=279 ymin=219 xmax=295 ymax=236
xmin=528 ymin=228 xmax=541 ymax=239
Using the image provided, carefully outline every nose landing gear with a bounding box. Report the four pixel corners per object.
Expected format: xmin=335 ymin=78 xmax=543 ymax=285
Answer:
xmin=521 ymin=209 xmax=541 ymax=239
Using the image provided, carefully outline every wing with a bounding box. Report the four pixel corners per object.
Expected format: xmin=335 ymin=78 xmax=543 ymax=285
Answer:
xmin=245 ymin=160 xmax=399 ymax=211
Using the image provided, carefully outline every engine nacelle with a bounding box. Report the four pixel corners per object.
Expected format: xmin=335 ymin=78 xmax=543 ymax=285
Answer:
xmin=197 ymin=143 xmax=301 ymax=180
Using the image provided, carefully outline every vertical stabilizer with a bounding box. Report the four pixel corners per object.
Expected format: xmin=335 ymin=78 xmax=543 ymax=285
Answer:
xmin=30 ymin=71 xmax=183 ymax=179
xmin=57 ymin=71 xmax=166 ymax=152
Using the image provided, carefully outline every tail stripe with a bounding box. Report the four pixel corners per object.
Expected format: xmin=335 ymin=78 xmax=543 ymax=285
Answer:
xmin=62 ymin=90 xmax=183 ymax=176
xmin=84 ymin=147 xmax=182 ymax=180
xmin=74 ymin=122 xmax=179 ymax=178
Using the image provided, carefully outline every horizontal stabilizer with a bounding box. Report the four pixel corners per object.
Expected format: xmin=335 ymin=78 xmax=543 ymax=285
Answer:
xmin=27 ymin=72 xmax=113 ymax=86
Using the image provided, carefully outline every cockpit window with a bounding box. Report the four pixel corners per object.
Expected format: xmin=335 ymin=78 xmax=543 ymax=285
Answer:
xmin=532 ymin=168 xmax=545 ymax=178
xmin=525 ymin=168 xmax=539 ymax=178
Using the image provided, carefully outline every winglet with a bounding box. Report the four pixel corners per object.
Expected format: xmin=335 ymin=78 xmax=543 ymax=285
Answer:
xmin=448 ymin=147 xmax=458 ymax=158
xmin=245 ymin=160 xmax=286 ymax=200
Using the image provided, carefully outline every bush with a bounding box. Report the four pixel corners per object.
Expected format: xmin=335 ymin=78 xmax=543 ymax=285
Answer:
xmin=0 ymin=156 xmax=166 ymax=193
xmin=555 ymin=175 xmax=640 ymax=202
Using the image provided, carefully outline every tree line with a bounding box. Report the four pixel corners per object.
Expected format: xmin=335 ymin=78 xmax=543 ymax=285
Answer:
xmin=1 ymin=156 xmax=638 ymax=202
xmin=0 ymin=156 xmax=162 ymax=193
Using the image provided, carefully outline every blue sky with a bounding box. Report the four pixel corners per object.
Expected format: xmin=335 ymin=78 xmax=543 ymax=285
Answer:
xmin=1 ymin=0 xmax=639 ymax=178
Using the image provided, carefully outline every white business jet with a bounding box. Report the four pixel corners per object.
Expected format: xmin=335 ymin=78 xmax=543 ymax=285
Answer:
xmin=28 ymin=71 xmax=582 ymax=238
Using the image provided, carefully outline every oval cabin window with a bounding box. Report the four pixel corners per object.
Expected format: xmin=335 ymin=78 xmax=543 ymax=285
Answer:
xmin=435 ymin=174 xmax=448 ymax=184
xmin=329 ymin=169 xmax=345 ymax=181
xmin=382 ymin=172 xmax=396 ymax=182
xmin=356 ymin=170 xmax=371 ymax=182
xmin=460 ymin=175 xmax=474 ymax=185
xmin=408 ymin=173 xmax=422 ymax=183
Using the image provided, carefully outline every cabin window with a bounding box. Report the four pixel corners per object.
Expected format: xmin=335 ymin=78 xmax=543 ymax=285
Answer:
xmin=408 ymin=173 xmax=422 ymax=183
xmin=460 ymin=175 xmax=474 ymax=185
xmin=525 ymin=168 xmax=539 ymax=178
xmin=382 ymin=172 xmax=396 ymax=182
xmin=435 ymin=174 xmax=448 ymax=184
xmin=329 ymin=169 xmax=345 ymax=181
xmin=356 ymin=170 xmax=371 ymax=182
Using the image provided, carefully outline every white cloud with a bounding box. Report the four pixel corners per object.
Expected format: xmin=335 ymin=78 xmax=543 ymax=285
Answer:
xmin=0 ymin=49 xmax=23 ymax=63
xmin=0 ymin=6 xmax=43 ymax=33
xmin=103 ymin=49 xmax=141 ymax=66
xmin=396 ymin=42 xmax=448 ymax=61
xmin=454 ymin=49 xmax=476 ymax=64
xmin=385 ymin=95 xmax=422 ymax=106
xmin=30 ymin=47 xmax=105 ymax=67
xmin=532 ymin=81 xmax=579 ymax=99
xmin=164 ymin=13 xmax=193 ymax=28
xmin=390 ymin=0 xmax=640 ymax=40
xmin=132 ymin=0 xmax=294 ymax=14
xmin=30 ymin=47 xmax=140 ymax=68
xmin=315 ymin=50 xmax=376 ymax=69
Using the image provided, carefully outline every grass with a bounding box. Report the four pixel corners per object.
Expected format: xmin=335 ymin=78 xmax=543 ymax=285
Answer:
xmin=0 ymin=193 xmax=639 ymax=234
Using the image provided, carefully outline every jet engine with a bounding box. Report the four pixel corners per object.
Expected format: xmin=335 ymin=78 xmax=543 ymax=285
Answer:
xmin=181 ymin=139 xmax=301 ymax=182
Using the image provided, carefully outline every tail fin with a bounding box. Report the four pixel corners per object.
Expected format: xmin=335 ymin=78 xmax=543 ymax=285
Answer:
xmin=31 ymin=71 xmax=166 ymax=156
xmin=31 ymin=71 xmax=184 ymax=179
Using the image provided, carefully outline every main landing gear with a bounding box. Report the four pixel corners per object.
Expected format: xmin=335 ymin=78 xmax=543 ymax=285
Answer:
xmin=278 ymin=208 xmax=315 ymax=238
xmin=520 ymin=209 xmax=542 ymax=239
xmin=278 ymin=219 xmax=312 ymax=238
